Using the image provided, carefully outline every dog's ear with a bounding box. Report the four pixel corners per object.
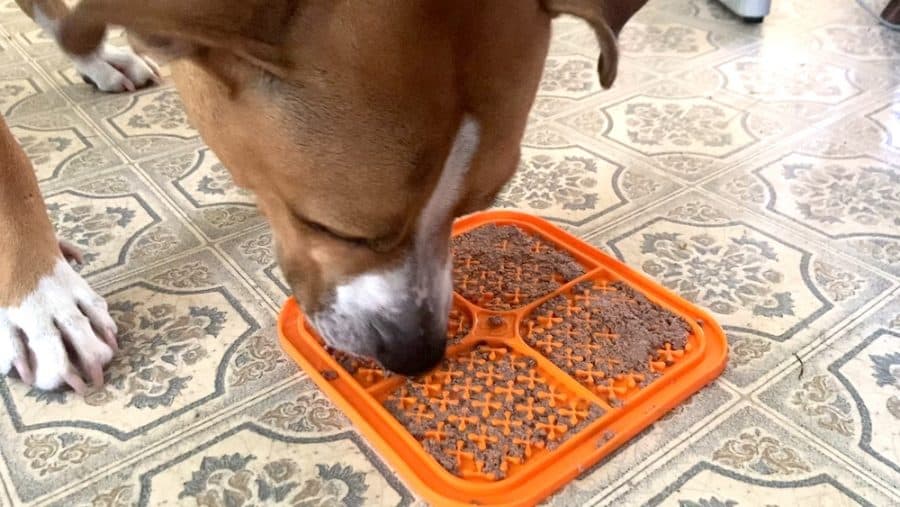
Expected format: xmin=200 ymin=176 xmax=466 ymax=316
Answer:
xmin=541 ymin=0 xmax=647 ymax=88
xmin=57 ymin=0 xmax=301 ymax=77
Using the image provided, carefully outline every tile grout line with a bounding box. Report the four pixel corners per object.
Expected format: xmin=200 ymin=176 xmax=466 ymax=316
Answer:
xmin=741 ymin=289 xmax=899 ymax=394
xmin=208 ymin=240 xmax=284 ymax=314
xmin=751 ymin=397 xmax=900 ymax=500
xmin=584 ymin=385 xmax=744 ymax=506
xmin=84 ymin=220 xmax=272 ymax=293
xmin=689 ymin=182 xmax=900 ymax=284
xmin=586 ymin=399 xmax=748 ymax=507
xmin=791 ymin=285 xmax=900 ymax=362
xmin=579 ymin=184 xmax=695 ymax=244
xmin=205 ymin=244 xmax=285 ymax=313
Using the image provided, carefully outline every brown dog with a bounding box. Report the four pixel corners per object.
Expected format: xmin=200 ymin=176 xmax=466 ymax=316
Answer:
xmin=0 ymin=0 xmax=647 ymax=393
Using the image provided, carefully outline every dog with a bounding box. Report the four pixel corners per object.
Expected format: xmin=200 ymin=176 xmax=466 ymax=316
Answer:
xmin=0 ymin=0 xmax=647 ymax=394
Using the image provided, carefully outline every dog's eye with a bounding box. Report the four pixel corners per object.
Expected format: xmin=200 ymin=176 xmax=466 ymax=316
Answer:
xmin=291 ymin=210 xmax=373 ymax=247
xmin=305 ymin=219 xmax=371 ymax=246
xmin=290 ymin=209 xmax=398 ymax=252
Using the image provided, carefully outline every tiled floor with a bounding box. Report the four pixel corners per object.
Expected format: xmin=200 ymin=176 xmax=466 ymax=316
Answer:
xmin=1 ymin=0 xmax=899 ymax=505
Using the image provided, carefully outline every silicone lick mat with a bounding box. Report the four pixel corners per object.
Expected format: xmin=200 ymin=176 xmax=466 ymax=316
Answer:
xmin=278 ymin=211 xmax=728 ymax=506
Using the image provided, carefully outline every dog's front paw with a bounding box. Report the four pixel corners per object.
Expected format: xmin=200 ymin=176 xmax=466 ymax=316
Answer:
xmin=75 ymin=42 xmax=160 ymax=93
xmin=0 ymin=254 xmax=117 ymax=394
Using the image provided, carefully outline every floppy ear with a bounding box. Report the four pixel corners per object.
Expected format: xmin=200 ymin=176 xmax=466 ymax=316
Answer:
xmin=541 ymin=0 xmax=648 ymax=89
xmin=57 ymin=0 xmax=301 ymax=77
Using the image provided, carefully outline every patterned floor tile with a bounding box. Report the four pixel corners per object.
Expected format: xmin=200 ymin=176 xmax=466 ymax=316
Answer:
xmin=44 ymin=380 xmax=410 ymax=507
xmin=4 ymin=17 xmax=59 ymax=59
xmin=600 ymin=404 xmax=897 ymax=506
xmin=0 ymin=250 xmax=296 ymax=504
xmin=563 ymin=15 xmax=759 ymax=75
xmin=756 ymin=294 xmax=900 ymax=493
xmin=596 ymin=190 xmax=893 ymax=389
xmin=544 ymin=383 xmax=737 ymax=506
xmin=80 ymin=85 xmax=201 ymax=161
xmin=534 ymin=26 xmax=664 ymax=127
xmin=863 ymin=89 xmax=900 ymax=156
xmin=540 ymin=52 xmax=618 ymax=103
xmin=0 ymin=62 xmax=67 ymax=119
xmin=549 ymin=19 xmax=661 ymax=95
xmin=706 ymin=148 xmax=900 ymax=277
xmin=496 ymin=135 xmax=682 ymax=233
xmin=217 ymin=225 xmax=290 ymax=310
xmin=527 ymin=65 xmax=661 ymax=122
xmin=0 ymin=32 xmax=24 ymax=68
xmin=557 ymin=80 xmax=802 ymax=182
xmin=41 ymin=165 xmax=203 ymax=285
xmin=7 ymin=108 xmax=124 ymax=184
xmin=813 ymin=23 xmax=900 ymax=76
xmin=677 ymin=47 xmax=897 ymax=123
xmin=138 ymin=146 xmax=264 ymax=241
xmin=646 ymin=0 xmax=873 ymax=31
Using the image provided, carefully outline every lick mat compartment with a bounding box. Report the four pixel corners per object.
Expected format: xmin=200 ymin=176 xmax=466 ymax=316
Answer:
xmin=278 ymin=211 xmax=728 ymax=506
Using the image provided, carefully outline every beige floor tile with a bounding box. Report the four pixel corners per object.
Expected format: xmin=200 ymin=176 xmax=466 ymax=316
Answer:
xmin=137 ymin=147 xmax=265 ymax=242
xmin=41 ymin=165 xmax=204 ymax=285
xmin=544 ymin=382 xmax=738 ymax=506
xmin=0 ymin=63 xmax=67 ymax=119
xmin=40 ymin=380 xmax=411 ymax=507
xmin=80 ymin=86 xmax=201 ymax=161
xmin=557 ymin=80 xmax=803 ymax=182
xmin=676 ymin=47 xmax=898 ymax=124
xmin=217 ymin=226 xmax=289 ymax=308
xmin=497 ymin=131 xmax=683 ymax=234
xmin=705 ymin=140 xmax=900 ymax=277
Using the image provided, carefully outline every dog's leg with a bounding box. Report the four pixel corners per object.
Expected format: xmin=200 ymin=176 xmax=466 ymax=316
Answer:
xmin=0 ymin=115 xmax=117 ymax=394
xmin=15 ymin=0 xmax=159 ymax=92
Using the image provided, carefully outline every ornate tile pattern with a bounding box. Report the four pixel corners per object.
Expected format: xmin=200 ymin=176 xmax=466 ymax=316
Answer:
xmin=1 ymin=0 xmax=899 ymax=505
xmin=496 ymin=141 xmax=681 ymax=232
xmin=8 ymin=109 xmax=123 ymax=183
xmin=706 ymin=149 xmax=900 ymax=276
xmin=81 ymin=87 xmax=201 ymax=161
xmin=0 ymin=63 xmax=66 ymax=119
xmin=138 ymin=147 xmax=263 ymax=241
xmin=39 ymin=166 xmax=203 ymax=285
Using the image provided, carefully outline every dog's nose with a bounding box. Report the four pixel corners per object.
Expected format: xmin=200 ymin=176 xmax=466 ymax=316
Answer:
xmin=373 ymin=310 xmax=446 ymax=376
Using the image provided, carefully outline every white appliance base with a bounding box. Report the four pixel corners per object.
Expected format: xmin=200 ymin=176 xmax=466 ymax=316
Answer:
xmin=718 ymin=0 xmax=772 ymax=20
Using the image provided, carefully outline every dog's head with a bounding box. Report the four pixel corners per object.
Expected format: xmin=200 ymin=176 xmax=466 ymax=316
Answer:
xmin=59 ymin=0 xmax=647 ymax=374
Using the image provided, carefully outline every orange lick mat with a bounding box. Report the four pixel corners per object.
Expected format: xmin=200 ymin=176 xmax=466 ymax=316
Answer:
xmin=278 ymin=211 xmax=728 ymax=506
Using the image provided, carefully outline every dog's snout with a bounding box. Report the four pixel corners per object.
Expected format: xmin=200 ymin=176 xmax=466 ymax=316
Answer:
xmin=373 ymin=309 xmax=446 ymax=376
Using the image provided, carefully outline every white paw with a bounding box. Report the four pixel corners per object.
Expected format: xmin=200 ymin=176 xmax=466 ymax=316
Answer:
xmin=0 ymin=256 xmax=117 ymax=394
xmin=74 ymin=43 xmax=160 ymax=93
